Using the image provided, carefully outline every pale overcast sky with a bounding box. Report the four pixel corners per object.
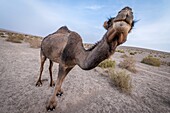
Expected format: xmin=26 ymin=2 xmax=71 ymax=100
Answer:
xmin=0 ymin=0 xmax=170 ymax=52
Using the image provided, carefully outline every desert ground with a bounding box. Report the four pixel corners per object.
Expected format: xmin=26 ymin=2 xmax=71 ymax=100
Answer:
xmin=0 ymin=35 xmax=170 ymax=113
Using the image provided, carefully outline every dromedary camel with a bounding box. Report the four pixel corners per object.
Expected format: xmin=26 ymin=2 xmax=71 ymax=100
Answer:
xmin=36 ymin=7 xmax=134 ymax=110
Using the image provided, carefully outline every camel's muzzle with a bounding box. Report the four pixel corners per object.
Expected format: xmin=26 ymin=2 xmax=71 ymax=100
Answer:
xmin=106 ymin=6 xmax=134 ymax=45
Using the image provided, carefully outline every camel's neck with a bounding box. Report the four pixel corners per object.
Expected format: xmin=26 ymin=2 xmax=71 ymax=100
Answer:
xmin=76 ymin=34 xmax=117 ymax=70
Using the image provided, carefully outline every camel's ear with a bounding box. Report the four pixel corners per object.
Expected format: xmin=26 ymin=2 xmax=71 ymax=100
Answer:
xmin=103 ymin=21 xmax=108 ymax=30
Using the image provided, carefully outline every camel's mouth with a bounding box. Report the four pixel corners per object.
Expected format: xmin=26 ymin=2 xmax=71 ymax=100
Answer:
xmin=118 ymin=19 xmax=134 ymax=27
xmin=106 ymin=6 xmax=134 ymax=31
xmin=112 ymin=19 xmax=135 ymax=33
xmin=104 ymin=6 xmax=134 ymax=47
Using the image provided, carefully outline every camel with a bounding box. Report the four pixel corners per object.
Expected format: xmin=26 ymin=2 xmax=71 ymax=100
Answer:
xmin=35 ymin=6 xmax=134 ymax=111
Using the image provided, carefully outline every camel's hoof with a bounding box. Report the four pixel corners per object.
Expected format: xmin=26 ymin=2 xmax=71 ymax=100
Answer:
xmin=46 ymin=100 xmax=57 ymax=111
xmin=56 ymin=91 xmax=63 ymax=97
xmin=50 ymin=81 xmax=55 ymax=87
xmin=36 ymin=81 xmax=42 ymax=87
xmin=46 ymin=106 xmax=55 ymax=111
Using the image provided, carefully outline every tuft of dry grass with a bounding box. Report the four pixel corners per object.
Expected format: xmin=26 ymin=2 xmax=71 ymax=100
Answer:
xmin=129 ymin=51 xmax=137 ymax=55
xmin=119 ymin=56 xmax=137 ymax=73
xmin=161 ymin=61 xmax=170 ymax=66
xmin=3 ymin=32 xmax=42 ymax=48
xmin=98 ymin=59 xmax=116 ymax=68
xmin=120 ymin=54 xmax=128 ymax=58
xmin=6 ymin=33 xmax=25 ymax=43
xmin=116 ymin=49 xmax=125 ymax=53
xmin=168 ymin=62 xmax=170 ymax=66
xmin=109 ymin=69 xmax=132 ymax=93
xmin=28 ymin=37 xmax=41 ymax=48
xmin=24 ymin=36 xmax=42 ymax=48
xmin=158 ymin=54 xmax=166 ymax=58
xmin=141 ymin=55 xmax=161 ymax=67
xmin=0 ymin=32 xmax=4 ymax=36
xmin=83 ymin=43 xmax=93 ymax=49
xmin=0 ymin=32 xmax=6 ymax=38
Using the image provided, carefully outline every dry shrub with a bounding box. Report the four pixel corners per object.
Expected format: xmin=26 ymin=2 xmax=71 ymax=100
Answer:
xmin=98 ymin=59 xmax=116 ymax=68
xmin=167 ymin=62 xmax=170 ymax=66
xmin=161 ymin=61 xmax=166 ymax=66
xmin=154 ymin=54 xmax=157 ymax=57
xmin=120 ymin=54 xmax=128 ymax=58
xmin=0 ymin=32 xmax=4 ymax=37
xmin=24 ymin=36 xmax=42 ymax=48
xmin=28 ymin=37 xmax=41 ymax=48
xmin=119 ymin=56 xmax=137 ymax=73
xmin=109 ymin=69 xmax=132 ymax=93
xmin=6 ymin=33 xmax=25 ymax=43
xmin=138 ymin=51 xmax=143 ymax=54
xmin=83 ymin=43 xmax=93 ymax=49
xmin=141 ymin=55 xmax=161 ymax=67
xmin=0 ymin=32 xmax=3 ymax=35
xmin=161 ymin=61 xmax=170 ymax=66
xmin=0 ymin=32 xmax=6 ymax=38
xmin=130 ymin=51 xmax=137 ymax=55
xmin=158 ymin=54 xmax=166 ymax=58
xmin=24 ymin=37 xmax=32 ymax=43
xmin=116 ymin=49 xmax=125 ymax=53
xmin=148 ymin=54 xmax=153 ymax=57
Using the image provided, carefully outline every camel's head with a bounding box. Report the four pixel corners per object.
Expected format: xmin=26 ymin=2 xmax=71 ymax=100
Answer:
xmin=103 ymin=6 xmax=134 ymax=46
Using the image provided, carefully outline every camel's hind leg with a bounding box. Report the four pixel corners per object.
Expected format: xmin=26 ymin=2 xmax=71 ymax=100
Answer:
xmin=36 ymin=51 xmax=46 ymax=86
xmin=46 ymin=64 xmax=74 ymax=111
xmin=49 ymin=60 xmax=55 ymax=87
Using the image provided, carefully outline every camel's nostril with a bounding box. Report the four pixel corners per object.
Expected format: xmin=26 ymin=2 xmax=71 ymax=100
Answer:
xmin=126 ymin=14 xmax=129 ymax=18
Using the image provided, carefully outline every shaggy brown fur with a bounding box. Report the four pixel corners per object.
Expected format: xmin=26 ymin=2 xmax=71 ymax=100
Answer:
xmin=35 ymin=6 xmax=134 ymax=111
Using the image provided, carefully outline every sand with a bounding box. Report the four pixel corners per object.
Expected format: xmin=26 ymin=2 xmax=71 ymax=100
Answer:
xmin=0 ymin=38 xmax=170 ymax=113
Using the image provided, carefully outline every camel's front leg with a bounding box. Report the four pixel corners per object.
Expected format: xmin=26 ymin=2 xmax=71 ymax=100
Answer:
xmin=56 ymin=66 xmax=73 ymax=96
xmin=46 ymin=65 xmax=73 ymax=111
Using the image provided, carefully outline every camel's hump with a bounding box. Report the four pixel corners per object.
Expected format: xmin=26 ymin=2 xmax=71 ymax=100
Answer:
xmin=54 ymin=26 xmax=71 ymax=34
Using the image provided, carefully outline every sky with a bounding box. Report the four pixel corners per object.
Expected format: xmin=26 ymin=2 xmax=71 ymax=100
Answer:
xmin=0 ymin=0 xmax=170 ymax=52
